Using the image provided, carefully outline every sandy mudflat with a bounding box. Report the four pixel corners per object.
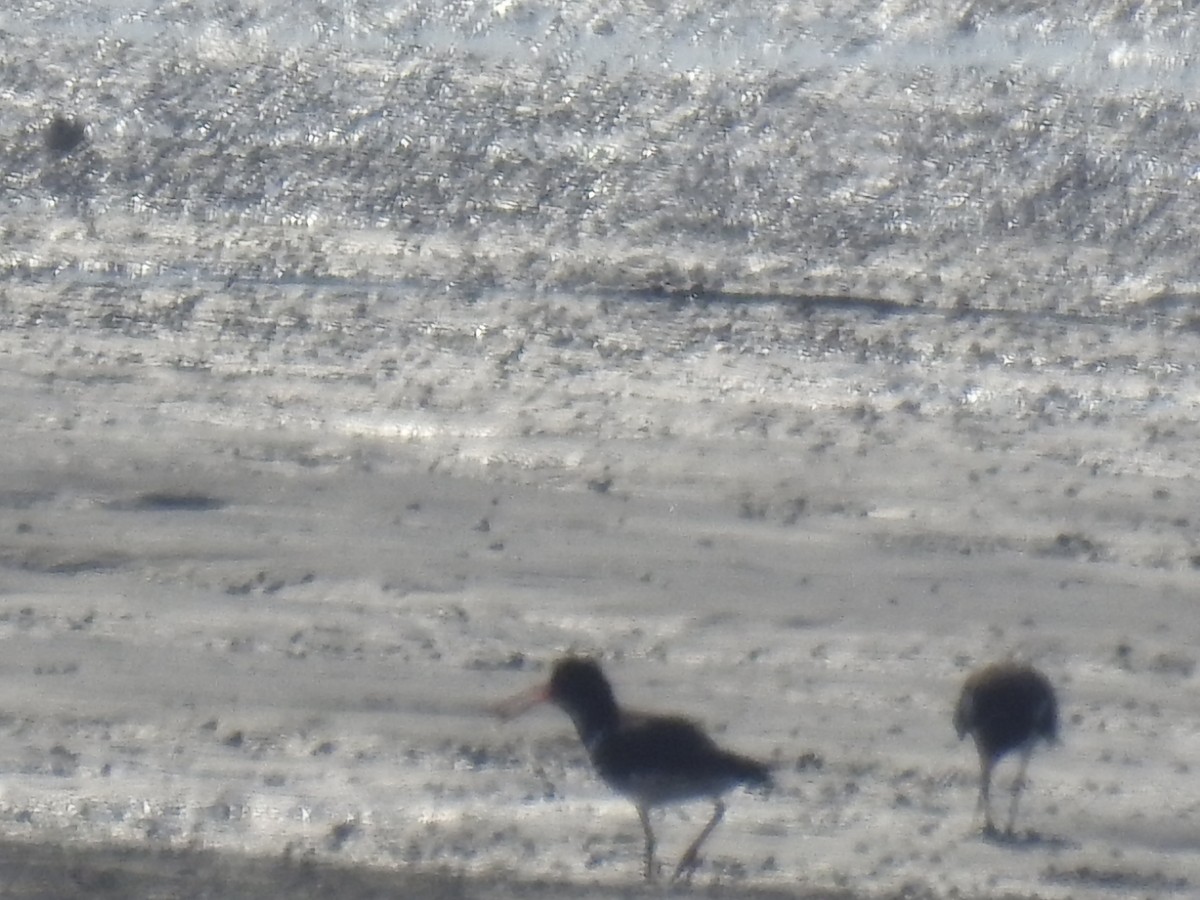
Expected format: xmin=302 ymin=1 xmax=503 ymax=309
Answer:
xmin=5 ymin=0 xmax=1200 ymax=893
xmin=0 ymin=388 xmax=1197 ymax=900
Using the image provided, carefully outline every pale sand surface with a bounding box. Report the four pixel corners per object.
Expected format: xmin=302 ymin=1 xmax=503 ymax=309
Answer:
xmin=6 ymin=0 xmax=1200 ymax=893
xmin=0 ymin=386 xmax=1196 ymax=898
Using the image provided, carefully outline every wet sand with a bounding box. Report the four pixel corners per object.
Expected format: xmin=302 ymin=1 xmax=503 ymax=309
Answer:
xmin=0 ymin=413 xmax=1196 ymax=899
xmin=0 ymin=837 xmax=868 ymax=900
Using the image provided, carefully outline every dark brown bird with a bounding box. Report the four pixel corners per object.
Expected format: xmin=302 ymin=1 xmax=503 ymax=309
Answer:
xmin=495 ymin=656 xmax=772 ymax=881
xmin=954 ymin=661 xmax=1059 ymax=836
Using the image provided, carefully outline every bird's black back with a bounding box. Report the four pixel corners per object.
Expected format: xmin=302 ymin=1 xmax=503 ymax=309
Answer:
xmin=955 ymin=662 xmax=1059 ymax=760
xmin=594 ymin=713 xmax=770 ymax=783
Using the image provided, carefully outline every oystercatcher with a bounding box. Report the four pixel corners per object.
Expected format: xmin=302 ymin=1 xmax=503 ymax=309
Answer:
xmin=954 ymin=661 xmax=1059 ymax=836
xmin=495 ymin=656 xmax=772 ymax=881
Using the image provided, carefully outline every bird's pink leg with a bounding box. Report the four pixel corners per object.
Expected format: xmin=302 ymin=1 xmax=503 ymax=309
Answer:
xmin=636 ymin=804 xmax=657 ymax=881
xmin=1005 ymin=745 xmax=1034 ymax=835
xmin=978 ymin=752 xmax=996 ymax=836
xmin=671 ymin=799 xmax=725 ymax=883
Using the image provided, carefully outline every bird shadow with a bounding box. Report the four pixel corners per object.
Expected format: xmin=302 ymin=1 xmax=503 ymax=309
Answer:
xmin=981 ymin=827 xmax=1075 ymax=851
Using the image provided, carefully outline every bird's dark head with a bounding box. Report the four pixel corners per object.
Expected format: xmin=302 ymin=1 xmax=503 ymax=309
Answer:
xmin=492 ymin=656 xmax=618 ymax=726
xmin=547 ymin=657 xmax=614 ymax=709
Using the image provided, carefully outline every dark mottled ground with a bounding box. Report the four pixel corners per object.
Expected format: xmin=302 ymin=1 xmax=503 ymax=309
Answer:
xmin=0 ymin=838 xmax=869 ymax=900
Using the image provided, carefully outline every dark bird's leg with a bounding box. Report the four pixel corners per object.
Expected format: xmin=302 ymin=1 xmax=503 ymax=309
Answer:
xmin=1005 ymin=744 xmax=1035 ymax=835
xmin=671 ymin=799 xmax=725 ymax=883
xmin=636 ymin=804 xmax=657 ymax=881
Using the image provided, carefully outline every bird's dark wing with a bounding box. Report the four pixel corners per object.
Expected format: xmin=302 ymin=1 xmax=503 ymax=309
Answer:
xmin=614 ymin=713 xmax=720 ymax=764
xmin=593 ymin=712 xmax=770 ymax=792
